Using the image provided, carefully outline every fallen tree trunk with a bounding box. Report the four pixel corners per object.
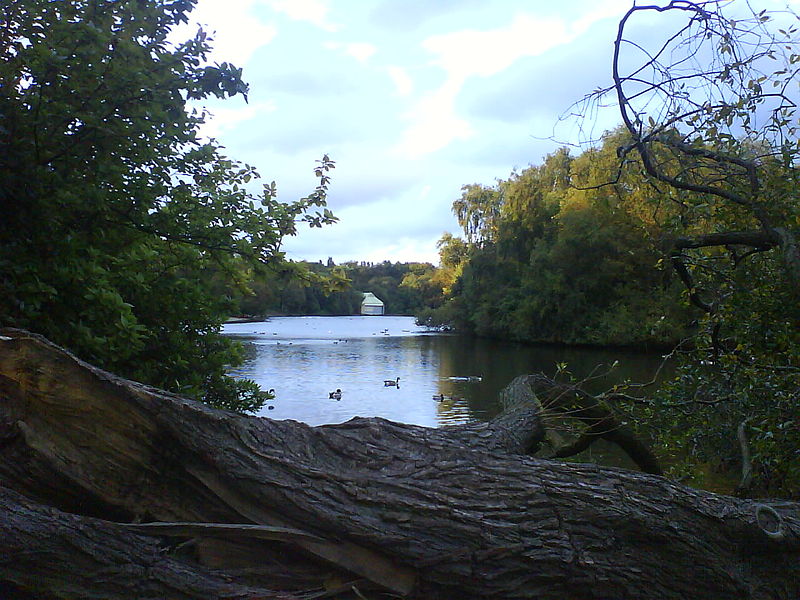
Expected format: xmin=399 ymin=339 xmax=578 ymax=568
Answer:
xmin=0 ymin=485 xmax=305 ymax=600
xmin=0 ymin=328 xmax=798 ymax=599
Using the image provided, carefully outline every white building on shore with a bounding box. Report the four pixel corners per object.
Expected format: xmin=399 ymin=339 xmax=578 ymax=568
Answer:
xmin=360 ymin=292 xmax=385 ymax=315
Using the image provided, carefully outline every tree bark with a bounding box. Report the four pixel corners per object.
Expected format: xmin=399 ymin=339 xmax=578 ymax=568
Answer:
xmin=0 ymin=485 xmax=304 ymax=600
xmin=0 ymin=328 xmax=799 ymax=599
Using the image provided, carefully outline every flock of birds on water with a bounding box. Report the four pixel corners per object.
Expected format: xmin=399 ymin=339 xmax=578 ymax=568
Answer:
xmin=327 ymin=374 xmax=483 ymax=402
xmin=251 ymin=327 xmax=404 ymax=346
xmin=245 ymin=324 xmax=482 ymax=408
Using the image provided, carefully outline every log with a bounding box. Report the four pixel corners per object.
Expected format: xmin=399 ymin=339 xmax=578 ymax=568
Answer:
xmin=1 ymin=328 xmax=799 ymax=599
xmin=0 ymin=485 xmax=302 ymax=600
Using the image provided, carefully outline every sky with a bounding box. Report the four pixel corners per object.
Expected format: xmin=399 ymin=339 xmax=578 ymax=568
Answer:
xmin=174 ymin=0 xmax=795 ymax=265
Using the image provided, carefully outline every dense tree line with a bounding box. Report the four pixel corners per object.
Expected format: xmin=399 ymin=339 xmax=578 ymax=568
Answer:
xmin=229 ymin=259 xmax=445 ymax=317
xmin=419 ymin=132 xmax=692 ymax=349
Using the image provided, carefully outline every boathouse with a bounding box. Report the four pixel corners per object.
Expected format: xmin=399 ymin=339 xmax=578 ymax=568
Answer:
xmin=360 ymin=292 xmax=385 ymax=315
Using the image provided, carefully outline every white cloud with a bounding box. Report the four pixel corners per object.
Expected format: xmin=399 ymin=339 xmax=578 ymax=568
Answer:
xmin=173 ymin=0 xmax=277 ymax=66
xmin=268 ymin=0 xmax=338 ymax=31
xmin=393 ymin=9 xmax=624 ymax=158
xmin=423 ymin=14 xmax=567 ymax=79
xmin=199 ymin=101 xmax=278 ymax=140
xmin=394 ymin=14 xmax=568 ymax=158
xmin=575 ymin=0 xmax=634 ymax=30
xmin=346 ymin=42 xmax=377 ymax=62
xmin=282 ymin=187 xmax=448 ymax=264
xmin=362 ymin=237 xmax=442 ymax=265
xmin=325 ymin=41 xmax=377 ymax=63
xmin=395 ymin=80 xmax=474 ymax=158
xmin=387 ymin=66 xmax=414 ymax=96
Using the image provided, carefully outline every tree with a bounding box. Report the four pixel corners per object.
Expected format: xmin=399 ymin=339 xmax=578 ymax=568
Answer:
xmin=0 ymin=0 xmax=336 ymax=411
xmin=399 ymin=263 xmax=446 ymax=311
xmin=423 ymin=137 xmax=688 ymax=347
xmin=579 ymin=0 xmax=800 ymax=495
xmin=495 ymin=149 xmax=567 ymax=262
xmin=452 ymin=183 xmax=502 ymax=245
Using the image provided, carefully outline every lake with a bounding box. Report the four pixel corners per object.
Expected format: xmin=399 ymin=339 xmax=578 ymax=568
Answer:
xmin=223 ymin=316 xmax=667 ymax=429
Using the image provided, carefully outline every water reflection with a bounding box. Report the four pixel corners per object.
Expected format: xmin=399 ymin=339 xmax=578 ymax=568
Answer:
xmin=223 ymin=316 xmax=667 ymax=428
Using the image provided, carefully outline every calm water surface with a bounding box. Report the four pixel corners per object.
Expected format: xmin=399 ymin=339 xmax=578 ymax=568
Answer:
xmin=223 ymin=316 xmax=667 ymax=429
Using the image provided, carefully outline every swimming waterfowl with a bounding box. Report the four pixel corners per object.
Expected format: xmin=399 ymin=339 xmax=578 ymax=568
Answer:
xmin=384 ymin=377 xmax=400 ymax=386
xmin=432 ymin=394 xmax=462 ymax=401
xmin=329 ymin=389 xmax=342 ymax=400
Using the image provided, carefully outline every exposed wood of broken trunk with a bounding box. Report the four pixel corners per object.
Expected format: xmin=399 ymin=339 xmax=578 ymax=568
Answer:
xmin=0 ymin=329 xmax=798 ymax=599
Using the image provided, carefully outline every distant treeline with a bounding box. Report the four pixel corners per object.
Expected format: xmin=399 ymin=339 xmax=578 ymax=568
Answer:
xmin=227 ymin=260 xmax=446 ymax=317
